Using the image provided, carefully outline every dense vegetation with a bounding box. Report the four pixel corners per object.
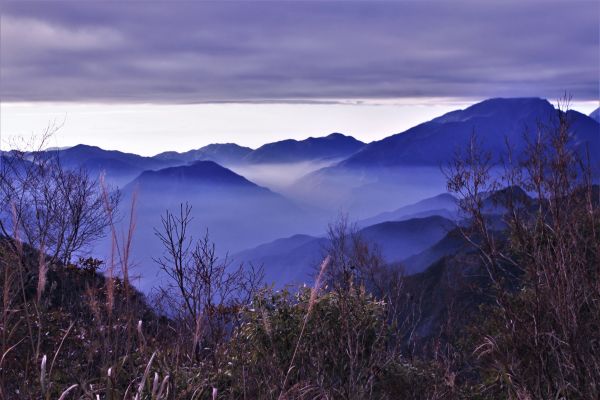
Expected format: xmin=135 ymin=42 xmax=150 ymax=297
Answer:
xmin=1 ymin=107 xmax=598 ymax=399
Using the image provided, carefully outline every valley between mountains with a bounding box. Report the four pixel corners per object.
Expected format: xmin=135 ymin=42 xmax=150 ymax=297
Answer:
xmin=35 ymin=97 xmax=599 ymax=290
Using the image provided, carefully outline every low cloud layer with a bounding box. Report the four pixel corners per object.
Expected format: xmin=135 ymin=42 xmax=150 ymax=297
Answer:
xmin=1 ymin=1 xmax=598 ymax=103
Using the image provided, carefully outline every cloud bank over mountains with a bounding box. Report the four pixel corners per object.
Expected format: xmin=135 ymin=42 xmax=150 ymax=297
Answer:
xmin=2 ymin=1 xmax=598 ymax=103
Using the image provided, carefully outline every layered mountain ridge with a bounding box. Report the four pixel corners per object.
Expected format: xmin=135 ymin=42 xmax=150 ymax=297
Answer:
xmin=31 ymin=97 xmax=599 ymax=288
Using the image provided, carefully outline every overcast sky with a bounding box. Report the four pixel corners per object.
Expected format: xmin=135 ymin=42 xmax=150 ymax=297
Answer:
xmin=1 ymin=1 xmax=598 ymax=155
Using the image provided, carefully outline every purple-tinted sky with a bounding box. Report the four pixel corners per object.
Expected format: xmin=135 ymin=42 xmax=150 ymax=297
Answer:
xmin=2 ymin=1 xmax=599 ymax=103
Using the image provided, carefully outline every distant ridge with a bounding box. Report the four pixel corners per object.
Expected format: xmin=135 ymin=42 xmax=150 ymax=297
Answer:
xmin=234 ymin=214 xmax=456 ymax=285
xmin=590 ymin=107 xmax=600 ymax=123
xmin=59 ymin=144 xmax=167 ymax=170
xmin=151 ymin=133 xmax=365 ymax=166
xmin=117 ymin=159 xmax=313 ymax=285
xmin=53 ymin=144 xmax=176 ymax=185
xmin=47 ymin=99 xmax=598 ymax=174
xmin=338 ymin=97 xmax=599 ymax=168
xmin=358 ymin=193 xmax=458 ymax=227
xmin=132 ymin=160 xmax=261 ymax=190
xmin=289 ymin=97 xmax=599 ymax=218
xmin=153 ymin=143 xmax=253 ymax=165
xmin=46 ymin=132 xmax=366 ymax=186
xmin=243 ymin=132 xmax=365 ymax=164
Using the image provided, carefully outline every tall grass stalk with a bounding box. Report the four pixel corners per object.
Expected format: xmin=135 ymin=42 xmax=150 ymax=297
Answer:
xmin=278 ymin=256 xmax=330 ymax=399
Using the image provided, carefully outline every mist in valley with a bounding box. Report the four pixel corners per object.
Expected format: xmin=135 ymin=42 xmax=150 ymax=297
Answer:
xmin=228 ymin=159 xmax=338 ymax=194
xmin=88 ymin=159 xmax=455 ymax=290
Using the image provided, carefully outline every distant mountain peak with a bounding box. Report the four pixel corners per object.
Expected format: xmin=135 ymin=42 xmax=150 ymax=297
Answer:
xmin=590 ymin=107 xmax=600 ymax=122
xmin=467 ymin=97 xmax=552 ymax=113
xmin=245 ymin=133 xmax=365 ymax=163
xmin=325 ymin=132 xmax=351 ymax=139
xmin=46 ymin=143 xmax=176 ymax=187
xmin=137 ymin=159 xmax=257 ymax=188
xmin=68 ymin=144 xmax=103 ymax=152
xmin=476 ymin=96 xmax=548 ymax=106
xmin=201 ymin=143 xmax=253 ymax=151
xmin=152 ymin=143 xmax=253 ymax=165
xmin=338 ymin=96 xmax=596 ymax=168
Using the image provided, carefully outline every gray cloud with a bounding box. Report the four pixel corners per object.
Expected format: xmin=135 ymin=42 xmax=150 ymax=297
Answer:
xmin=1 ymin=1 xmax=598 ymax=103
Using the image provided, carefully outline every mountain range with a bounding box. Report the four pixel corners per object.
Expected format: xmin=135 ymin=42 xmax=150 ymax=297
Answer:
xmin=52 ymin=132 xmax=366 ymax=187
xmin=341 ymin=98 xmax=598 ymax=168
xmin=290 ymin=98 xmax=599 ymax=217
xmin=233 ymin=212 xmax=457 ymax=285
xmin=51 ymin=144 xmax=172 ymax=186
xmin=30 ymin=97 xmax=598 ymax=289
xmin=153 ymin=143 xmax=253 ymax=165
xmin=50 ymin=98 xmax=597 ymax=190
xmin=243 ymin=133 xmax=365 ymax=164
xmin=150 ymin=132 xmax=364 ymax=167
xmin=357 ymin=193 xmax=459 ymax=227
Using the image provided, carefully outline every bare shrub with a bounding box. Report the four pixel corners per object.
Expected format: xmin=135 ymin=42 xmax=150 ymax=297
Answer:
xmin=0 ymin=125 xmax=119 ymax=266
xmin=153 ymin=203 xmax=263 ymax=366
xmin=445 ymin=97 xmax=600 ymax=398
